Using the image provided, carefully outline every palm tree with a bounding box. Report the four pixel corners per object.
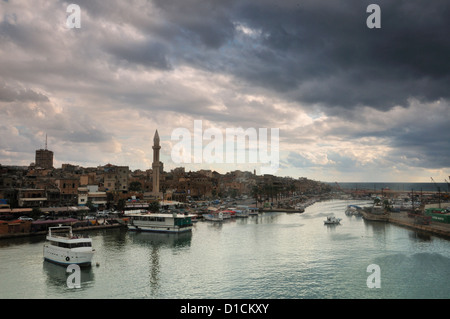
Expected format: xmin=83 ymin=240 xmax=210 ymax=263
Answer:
xmin=251 ymin=185 xmax=262 ymax=208
xmin=149 ymin=201 xmax=160 ymax=213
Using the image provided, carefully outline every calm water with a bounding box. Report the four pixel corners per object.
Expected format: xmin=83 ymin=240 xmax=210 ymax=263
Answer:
xmin=335 ymin=182 xmax=449 ymax=193
xmin=1 ymin=199 xmax=450 ymax=299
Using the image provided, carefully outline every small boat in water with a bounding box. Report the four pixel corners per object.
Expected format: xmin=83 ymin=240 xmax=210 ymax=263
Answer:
xmin=234 ymin=209 xmax=249 ymax=218
xmin=345 ymin=205 xmax=362 ymax=216
xmin=324 ymin=216 xmax=342 ymax=225
xmin=43 ymin=225 xmax=95 ymax=267
xmin=203 ymin=212 xmax=224 ymax=222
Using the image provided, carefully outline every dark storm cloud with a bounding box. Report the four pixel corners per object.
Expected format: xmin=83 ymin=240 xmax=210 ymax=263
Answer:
xmin=148 ymin=0 xmax=450 ymax=110
xmin=105 ymin=39 xmax=172 ymax=70
xmin=0 ymin=0 xmax=448 ymax=177
xmin=151 ymin=0 xmax=237 ymax=49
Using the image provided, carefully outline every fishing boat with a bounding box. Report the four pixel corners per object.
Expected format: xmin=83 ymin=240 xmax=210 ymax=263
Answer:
xmin=345 ymin=205 xmax=362 ymax=216
xmin=234 ymin=209 xmax=249 ymax=218
xmin=361 ymin=207 xmax=389 ymax=222
xmin=324 ymin=216 xmax=342 ymax=225
xmin=43 ymin=225 xmax=95 ymax=267
xmin=127 ymin=212 xmax=193 ymax=233
xmin=221 ymin=210 xmax=232 ymax=219
xmin=227 ymin=207 xmax=247 ymax=218
xmin=202 ymin=212 xmax=224 ymax=222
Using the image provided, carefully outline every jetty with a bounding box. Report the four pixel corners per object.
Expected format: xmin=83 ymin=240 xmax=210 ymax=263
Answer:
xmin=0 ymin=218 xmax=126 ymax=240
xmin=361 ymin=206 xmax=450 ymax=240
xmin=387 ymin=211 xmax=450 ymax=239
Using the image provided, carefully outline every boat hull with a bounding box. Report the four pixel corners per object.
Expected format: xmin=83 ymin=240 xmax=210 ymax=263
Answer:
xmin=361 ymin=208 xmax=389 ymax=222
xmin=128 ymin=225 xmax=192 ymax=233
xmin=127 ymin=213 xmax=193 ymax=233
xmin=202 ymin=213 xmax=224 ymax=222
xmin=43 ymin=245 xmax=94 ymax=267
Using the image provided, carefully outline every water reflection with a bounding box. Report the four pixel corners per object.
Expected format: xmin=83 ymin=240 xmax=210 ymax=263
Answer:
xmin=363 ymin=219 xmax=389 ymax=234
xmin=129 ymin=231 xmax=192 ymax=249
xmin=0 ymin=235 xmax=45 ymax=248
xmin=43 ymin=261 xmax=95 ymax=292
xmin=408 ymin=231 xmax=432 ymax=241
xmin=128 ymin=231 xmax=192 ymax=296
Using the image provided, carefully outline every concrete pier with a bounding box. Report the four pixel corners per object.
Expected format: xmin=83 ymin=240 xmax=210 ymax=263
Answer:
xmin=388 ymin=212 xmax=450 ymax=239
xmin=0 ymin=222 xmax=124 ymax=240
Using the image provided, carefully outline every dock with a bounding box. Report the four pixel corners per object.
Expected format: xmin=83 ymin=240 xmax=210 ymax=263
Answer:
xmin=387 ymin=212 xmax=450 ymax=239
xmin=0 ymin=222 xmax=125 ymax=240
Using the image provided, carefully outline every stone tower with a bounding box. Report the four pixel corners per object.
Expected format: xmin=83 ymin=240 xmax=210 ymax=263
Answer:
xmin=35 ymin=134 xmax=53 ymax=169
xmin=152 ymin=130 xmax=161 ymax=198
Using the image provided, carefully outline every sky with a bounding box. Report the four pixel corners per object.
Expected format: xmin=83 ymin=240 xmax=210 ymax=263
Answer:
xmin=0 ymin=0 xmax=449 ymax=183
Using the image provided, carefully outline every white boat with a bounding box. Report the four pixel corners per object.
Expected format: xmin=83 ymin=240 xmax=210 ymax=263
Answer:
xmin=202 ymin=212 xmax=224 ymax=222
xmin=345 ymin=205 xmax=362 ymax=216
xmin=234 ymin=209 xmax=249 ymax=218
xmin=128 ymin=212 xmax=193 ymax=233
xmin=43 ymin=225 xmax=95 ymax=267
xmin=221 ymin=211 xmax=232 ymax=219
xmin=324 ymin=216 xmax=342 ymax=225
xmin=230 ymin=205 xmax=251 ymax=217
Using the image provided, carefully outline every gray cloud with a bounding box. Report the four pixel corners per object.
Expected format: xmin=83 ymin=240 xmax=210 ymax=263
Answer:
xmin=0 ymin=81 xmax=49 ymax=102
xmin=0 ymin=0 xmax=448 ymax=180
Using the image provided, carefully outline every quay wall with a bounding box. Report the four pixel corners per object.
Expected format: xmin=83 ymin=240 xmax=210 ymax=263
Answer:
xmin=0 ymin=223 xmax=124 ymax=240
xmin=388 ymin=212 xmax=450 ymax=239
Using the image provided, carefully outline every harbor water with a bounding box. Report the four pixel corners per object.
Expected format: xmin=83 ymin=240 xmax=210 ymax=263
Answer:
xmin=1 ymin=199 xmax=450 ymax=299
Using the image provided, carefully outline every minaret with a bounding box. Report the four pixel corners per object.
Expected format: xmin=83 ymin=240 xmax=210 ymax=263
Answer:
xmin=152 ymin=130 xmax=161 ymax=198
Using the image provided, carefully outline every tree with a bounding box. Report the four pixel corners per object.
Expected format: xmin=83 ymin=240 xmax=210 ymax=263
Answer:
xmin=86 ymin=198 xmax=96 ymax=212
xmin=117 ymin=198 xmax=126 ymax=212
xmin=129 ymin=181 xmax=142 ymax=192
xmin=383 ymin=199 xmax=392 ymax=212
xmin=106 ymin=192 xmax=115 ymax=209
xmin=31 ymin=207 xmax=41 ymax=220
xmin=251 ymin=185 xmax=262 ymax=208
xmin=149 ymin=201 xmax=160 ymax=213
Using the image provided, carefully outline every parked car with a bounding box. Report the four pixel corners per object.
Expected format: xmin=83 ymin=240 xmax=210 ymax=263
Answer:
xmin=18 ymin=216 xmax=33 ymax=221
xmin=97 ymin=211 xmax=109 ymax=217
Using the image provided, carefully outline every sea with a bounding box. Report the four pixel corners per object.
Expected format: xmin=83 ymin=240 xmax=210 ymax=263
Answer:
xmin=1 ymin=198 xmax=450 ymax=302
xmin=333 ymin=182 xmax=449 ymax=193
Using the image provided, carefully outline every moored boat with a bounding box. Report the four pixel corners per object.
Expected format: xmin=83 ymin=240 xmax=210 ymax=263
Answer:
xmin=345 ymin=205 xmax=362 ymax=216
xmin=324 ymin=216 xmax=342 ymax=225
xmin=43 ymin=225 xmax=95 ymax=267
xmin=361 ymin=207 xmax=389 ymax=222
xmin=127 ymin=212 xmax=193 ymax=233
xmin=234 ymin=209 xmax=249 ymax=218
xmin=202 ymin=212 xmax=224 ymax=222
xmin=228 ymin=207 xmax=249 ymax=218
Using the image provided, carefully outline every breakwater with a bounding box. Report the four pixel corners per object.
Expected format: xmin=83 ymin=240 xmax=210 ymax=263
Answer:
xmin=388 ymin=212 xmax=450 ymax=239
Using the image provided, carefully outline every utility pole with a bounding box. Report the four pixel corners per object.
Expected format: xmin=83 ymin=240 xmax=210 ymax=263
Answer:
xmin=431 ymin=177 xmax=441 ymax=208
